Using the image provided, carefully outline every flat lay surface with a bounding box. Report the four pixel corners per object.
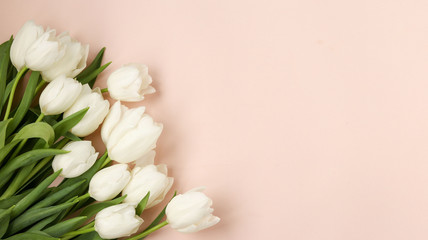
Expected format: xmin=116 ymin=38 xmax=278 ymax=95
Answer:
xmin=2 ymin=0 xmax=428 ymax=239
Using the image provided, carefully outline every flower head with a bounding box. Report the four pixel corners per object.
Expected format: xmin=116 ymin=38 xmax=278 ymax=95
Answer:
xmin=10 ymin=20 xmax=44 ymax=71
xmin=52 ymin=141 xmax=98 ymax=178
xmin=166 ymin=188 xmax=220 ymax=233
xmin=63 ymin=84 xmax=109 ymax=137
xmin=122 ymin=164 xmax=173 ymax=208
xmin=101 ymin=101 xmax=162 ymax=164
xmin=95 ymin=203 xmax=143 ymax=239
xmin=107 ymin=63 xmax=155 ymax=102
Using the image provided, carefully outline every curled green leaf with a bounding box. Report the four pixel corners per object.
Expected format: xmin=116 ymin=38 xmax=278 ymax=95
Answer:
xmin=13 ymin=122 xmax=55 ymax=146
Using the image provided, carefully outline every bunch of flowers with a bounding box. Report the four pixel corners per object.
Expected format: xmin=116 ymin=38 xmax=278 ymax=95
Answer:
xmin=0 ymin=21 xmax=219 ymax=240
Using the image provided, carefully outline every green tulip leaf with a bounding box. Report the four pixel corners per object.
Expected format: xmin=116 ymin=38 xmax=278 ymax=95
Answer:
xmin=80 ymin=195 xmax=127 ymax=219
xmin=7 ymin=62 xmax=17 ymax=84
xmin=28 ymin=196 xmax=78 ymax=232
xmin=72 ymin=231 xmax=104 ymax=240
xmin=78 ymin=62 xmax=111 ymax=87
xmin=76 ymin=47 xmax=105 ymax=87
xmin=31 ymin=180 xmax=86 ymax=210
xmin=0 ymin=205 xmax=14 ymax=238
xmin=44 ymin=216 xmax=88 ymax=237
xmin=4 ymin=232 xmax=59 ymax=240
xmin=7 ymin=71 xmax=41 ymax=136
xmin=52 ymin=107 xmax=88 ymax=140
xmin=8 ymin=200 xmax=77 ymax=235
xmin=17 ymin=161 xmax=54 ymax=195
xmin=11 ymin=170 xmax=62 ymax=219
xmin=0 ymin=139 xmax=20 ymax=166
xmin=2 ymin=78 xmax=15 ymax=109
xmin=13 ymin=122 xmax=55 ymax=146
xmin=16 ymin=138 xmax=69 ymax=194
xmin=0 ymin=163 xmax=35 ymax=200
xmin=0 ymin=149 xmax=67 ymax=189
xmin=27 ymin=212 xmax=61 ymax=232
xmin=0 ymin=118 xmax=12 ymax=147
xmin=136 ymin=192 xmax=150 ymax=215
xmin=0 ymin=189 xmax=31 ymax=209
xmin=0 ymin=37 xmax=12 ymax=113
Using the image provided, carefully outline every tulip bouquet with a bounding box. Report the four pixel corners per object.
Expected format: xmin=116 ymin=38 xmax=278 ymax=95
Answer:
xmin=0 ymin=21 xmax=219 ymax=240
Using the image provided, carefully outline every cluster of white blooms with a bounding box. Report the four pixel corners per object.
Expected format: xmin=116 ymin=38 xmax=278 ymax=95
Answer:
xmin=12 ymin=20 xmax=219 ymax=240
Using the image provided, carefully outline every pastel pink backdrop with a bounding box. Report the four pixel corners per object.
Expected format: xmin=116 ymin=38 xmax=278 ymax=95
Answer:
xmin=2 ymin=0 xmax=428 ymax=239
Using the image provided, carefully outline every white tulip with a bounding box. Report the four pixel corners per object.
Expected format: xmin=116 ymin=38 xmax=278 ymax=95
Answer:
xmin=89 ymin=164 xmax=131 ymax=201
xmin=41 ymin=33 xmax=89 ymax=82
xmin=107 ymin=63 xmax=155 ymax=102
xmin=63 ymin=84 xmax=110 ymax=137
xmin=10 ymin=20 xmax=44 ymax=71
xmin=166 ymin=188 xmax=220 ymax=233
xmin=39 ymin=75 xmax=82 ymax=115
xmin=122 ymin=164 xmax=173 ymax=208
xmin=25 ymin=29 xmax=66 ymax=71
xmin=101 ymin=101 xmax=163 ymax=164
xmin=52 ymin=141 xmax=98 ymax=178
xmin=134 ymin=150 xmax=156 ymax=168
xmin=95 ymin=203 xmax=143 ymax=239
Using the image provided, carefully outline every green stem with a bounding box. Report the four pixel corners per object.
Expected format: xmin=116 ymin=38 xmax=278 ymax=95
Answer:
xmin=10 ymin=113 xmax=45 ymax=159
xmin=101 ymin=156 xmax=111 ymax=168
xmin=75 ymin=193 xmax=90 ymax=202
xmin=35 ymin=79 xmax=47 ymax=94
xmin=59 ymin=215 xmax=94 ymax=240
xmin=36 ymin=112 xmax=45 ymax=122
xmin=79 ymin=221 xmax=95 ymax=230
xmin=3 ymin=66 xmax=28 ymax=120
xmin=126 ymin=221 xmax=169 ymax=240
xmin=101 ymin=88 xmax=108 ymax=93
xmin=61 ymin=227 xmax=95 ymax=240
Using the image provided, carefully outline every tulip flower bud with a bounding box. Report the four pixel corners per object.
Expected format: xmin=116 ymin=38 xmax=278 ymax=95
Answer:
xmin=95 ymin=203 xmax=143 ymax=239
xmin=122 ymin=164 xmax=174 ymax=208
xmin=89 ymin=164 xmax=131 ymax=201
xmin=10 ymin=20 xmax=44 ymax=71
xmin=41 ymin=33 xmax=89 ymax=82
xmin=166 ymin=188 xmax=220 ymax=233
xmin=107 ymin=63 xmax=155 ymax=102
xmin=25 ymin=29 xmax=66 ymax=71
xmin=63 ymin=84 xmax=110 ymax=137
xmin=39 ymin=75 xmax=82 ymax=115
xmin=101 ymin=101 xmax=163 ymax=164
xmin=52 ymin=141 xmax=98 ymax=178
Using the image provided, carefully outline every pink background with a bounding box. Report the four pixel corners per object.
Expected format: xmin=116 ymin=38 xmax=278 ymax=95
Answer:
xmin=2 ymin=0 xmax=428 ymax=239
